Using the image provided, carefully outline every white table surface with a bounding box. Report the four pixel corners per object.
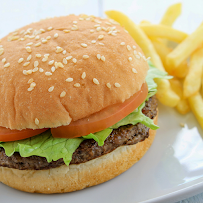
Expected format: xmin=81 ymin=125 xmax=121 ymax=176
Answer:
xmin=0 ymin=0 xmax=203 ymax=202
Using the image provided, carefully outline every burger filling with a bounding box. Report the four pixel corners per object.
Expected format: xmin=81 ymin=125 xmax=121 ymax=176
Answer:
xmin=0 ymin=62 xmax=170 ymax=170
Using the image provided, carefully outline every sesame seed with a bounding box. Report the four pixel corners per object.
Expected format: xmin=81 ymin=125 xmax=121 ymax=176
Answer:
xmin=135 ymin=55 xmax=141 ymax=59
xmin=105 ymin=22 xmax=111 ymax=25
xmin=48 ymin=86 xmax=54 ymax=92
xmin=26 ymin=46 xmax=32 ymax=53
xmin=39 ymin=68 xmax=44 ymax=72
xmin=27 ymin=70 xmax=33 ymax=74
xmin=44 ymin=54 xmax=49 ymax=58
xmin=111 ymin=32 xmax=117 ymax=36
xmin=66 ymin=78 xmax=73 ymax=82
xmin=2 ymin=58 xmax=6 ymax=63
xmin=45 ymin=72 xmax=52 ymax=76
xmin=134 ymin=50 xmax=137 ymax=55
xmin=42 ymin=57 xmax=48 ymax=62
xmin=102 ymin=27 xmax=107 ymax=31
xmin=26 ymin=42 xmax=33 ymax=46
xmin=99 ymin=43 xmax=104 ymax=46
xmin=42 ymin=39 xmax=47 ymax=43
xmin=30 ymin=82 xmax=36 ymax=88
xmin=132 ymin=68 xmax=137 ymax=73
xmin=146 ymin=57 xmax=151 ymax=60
xmin=63 ymin=58 xmax=67 ymax=64
xmin=35 ymin=35 xmax=40 ymax=40
xmin=143 ymin=56 xmax=147 ymax=61
xmin=27 ymin=55 xmax=32 ymax=61
xmin=73 ymin=21 xmax=77 ymax=24
xmin=97 ymin=54 xmax=101 ymax=60
xmin=106 ymin=83 xmax=111 ymax=88
xmin=128 ymin=57 xmax=132 ymax=61
xmin=35 ymin=118 xmax=39 ymax=125
xmin=94 ymin=24 xmax=100 ymax=28
xmin=28 ymin=78 xmax=34 ymax=84
xmin=79 ymin=18 xmax=84 ymax=21
xmin=4 ymin=63 xmax=10 ymax=68
xmin=86 ymin=17 xmax=90 ymax=21
xmin=23 ymin=62 xmax=30 ymax=67
xmin=74 ymin=83 xmax=80 ymax=87
xmin=60 ymin=91 xmax=66 ymax=98
xmin=127 ymin=45 xmax=131 ymax=51
xmin=48 ymin=60 xmax=54 ymax=65
xmin=81 ymin=72 xmax=86 ymax=79
xmin=28 ymin=87 xmax=34 ymax=91
xmin=90 ymin=29 xmax=94 ymax=33
xmin=47 ymin=27 xmax=53 ymax=31
xmin=124 ymin=30 xmax=128 ymax=33
xmin=115 ymin=83 xmax=121 ymax=87
xmin=108 ymin=31 xmax=112 ymax=35
xmin=81 ymin=43 xmax=87 ymax=48
xmin=62 ymin=50 xmax=66 ymax=55
xmin=98 ymin=35 xmax=104 ymax=40
xmin=63 ymin=30 xmax=70 ymax=33
xmin=83 ymin=55 xmax=89 ymax=59
xmin=93 ymin=78 xmax=99 ymax=85
xmin=71 ymin=25 xmax=78 ymax=31
xmin=133 ymin=45 xmax=136 ymax=49
xmin=32 ymin=67 xmax=38 ymax=72
xmin=29 ymin=35 xmax=35 ymax=39
xmin=138 ymin=52 xmax=143 ymax=57
xmin=40 ymin=28 xmax=45 ymax=33
xmin=56 ymin=46 xmax=63 ymax=53
xmin=51 ymin=66 xmax=56 ymax=72
xmin=36 ymin=54 xmax=41 ymax=58
xmin=34 ymin=61 xmax=39 ymax=67
xmin=91 ymin=40 xmax=96 ymax=44
xmin=101 ymin=56 xmax=105 ymax=62
xmin=46 ymin=36 xmax=51 ymax=40
xmin=54 ymin=33 xmax=59 ymax=38
xmin=35 ymin=42 xmax=41 ymax=47
xmin=55 ymin=62 xmax=64 ymax=68
xmin=72 ymin=58 xmax=77 ymax=63
xmin=96 ymin=27 xmax=101 ymax=31
xmin=66 ymin=56 xmax=72 ymax=60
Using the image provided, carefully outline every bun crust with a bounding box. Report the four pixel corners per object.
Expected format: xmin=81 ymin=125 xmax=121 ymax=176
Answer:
xmin=0 ymin=115 xmax=157 ymax=193
xmin=0 ymin=15 xmax=148 ymax=130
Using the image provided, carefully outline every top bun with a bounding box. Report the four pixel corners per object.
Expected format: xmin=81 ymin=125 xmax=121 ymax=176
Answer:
xmin=0 ymin=15 xmax=149 ymax=130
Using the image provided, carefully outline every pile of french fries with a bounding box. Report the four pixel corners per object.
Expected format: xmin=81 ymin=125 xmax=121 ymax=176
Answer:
xmin=106 ymin=3 xmax=203 ymax=129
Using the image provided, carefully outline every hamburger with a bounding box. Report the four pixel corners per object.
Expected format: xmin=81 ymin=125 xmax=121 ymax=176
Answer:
xmin=0 ymin=14 xmax=167 ymax=193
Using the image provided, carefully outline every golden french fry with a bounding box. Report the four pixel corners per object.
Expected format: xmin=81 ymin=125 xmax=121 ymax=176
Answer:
xmin=105 ymin=10 xmax=165 ymax=72
xmin=155 ymin=78 xmax=180 ymax=107
xmin=183 ymin=47 xmax=203 ymax=98
xmin=105 ymin=10 xmax=180 ymax=107
xmin=188 ymin=92 xmax=203 ymax=129
xmin=160 ymin=3 xmax=182 ymax=26
xmin=167 ymin=24 xmax=203 ymax=67
xmin=139 ymin=24 xmax=188 ymax=43
xmin=169 ymin=78 xmax=190 ymax=114
xmin=151 ymin=38 xmax=188 ymax=78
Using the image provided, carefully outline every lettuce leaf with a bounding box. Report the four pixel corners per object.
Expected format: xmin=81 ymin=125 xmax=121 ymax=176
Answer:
xmin=0 ymin=61 xmax=171 ymax=165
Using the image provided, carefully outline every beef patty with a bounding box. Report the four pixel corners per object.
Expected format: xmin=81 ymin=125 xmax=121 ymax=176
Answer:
xmin=0 ymin=96 xmax=158 ymax=170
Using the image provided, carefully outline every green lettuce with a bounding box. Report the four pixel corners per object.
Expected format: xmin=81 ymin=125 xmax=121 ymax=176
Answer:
xmin=0 ymin=62 xmax=171 ymax=166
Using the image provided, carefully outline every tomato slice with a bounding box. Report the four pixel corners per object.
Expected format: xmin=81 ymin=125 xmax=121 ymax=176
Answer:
xmin=0 ymin=127 xmax=48 ymax=142
xmin=51 ymin=83 xmax=148 ymax=139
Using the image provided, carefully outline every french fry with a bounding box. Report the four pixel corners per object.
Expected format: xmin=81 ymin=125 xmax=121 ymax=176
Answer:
xmin=188 ymin=92 xmax=203 ymax=129
xmin=105 ymin=10 xmax=180 ymax=107
xmin=183 ymin=47 xmax=203 ymax=98
xmin=105 ymin=10 xmax=165 ymax=72
xmin=151 ymin=38 xmax=188 ymax=78
xmin=169 ymin=78 xmax=190 ymax=114
xmin=167 ymin=24 xmax=203 ymax=67
xmin=139 ymin=24 xmax=188 ymax=43
xmin=160 ymin=3 xmax=182 ymax=26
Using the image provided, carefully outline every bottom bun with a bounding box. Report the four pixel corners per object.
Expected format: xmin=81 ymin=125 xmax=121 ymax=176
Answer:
xmin=0 ymin=114 xmax=157 ymax=193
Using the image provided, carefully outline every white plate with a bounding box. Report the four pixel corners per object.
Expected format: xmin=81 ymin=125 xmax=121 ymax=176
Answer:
xmin=1 ymin=103 xmax=203 ymax=203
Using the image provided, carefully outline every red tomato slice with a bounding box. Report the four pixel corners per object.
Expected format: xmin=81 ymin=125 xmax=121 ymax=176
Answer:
xmin=51 ymin=83 xmax=148 ymax=139
xmin=0 ymin=127 xmax=48 ymax=142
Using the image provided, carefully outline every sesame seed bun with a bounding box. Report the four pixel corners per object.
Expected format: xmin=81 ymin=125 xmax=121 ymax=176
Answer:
xmin=0 ymin=14 xmax=148 ymax=130
xmin=0 ymin=114 xmax=157 ymax=193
